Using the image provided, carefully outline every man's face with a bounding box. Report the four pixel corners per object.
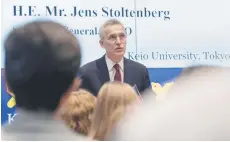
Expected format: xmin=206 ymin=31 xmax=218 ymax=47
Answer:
xmin=100 ymin=24 xmax=127 ymax=57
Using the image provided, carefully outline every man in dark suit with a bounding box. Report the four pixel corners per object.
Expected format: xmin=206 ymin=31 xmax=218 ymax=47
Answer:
xmin=79 ymin=19 xmax=151 ymax=96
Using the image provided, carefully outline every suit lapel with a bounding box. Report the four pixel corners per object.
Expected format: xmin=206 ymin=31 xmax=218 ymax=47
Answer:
xmin=123 ymin=58 xmax=132 ymax=85
xmin=97 ymin=55 xmax=110 ymax=85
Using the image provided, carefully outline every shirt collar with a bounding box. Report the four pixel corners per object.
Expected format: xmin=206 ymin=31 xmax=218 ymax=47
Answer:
xmin=105 ymin=54 xmax=124 ymax=72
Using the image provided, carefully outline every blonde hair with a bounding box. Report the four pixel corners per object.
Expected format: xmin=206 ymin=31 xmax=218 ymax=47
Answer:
xmin=89 ymin=82 xmax=138 ymax=140
xmin=60 ymin=89 xmax=96 ymax=135
xmin=99 ymin=19 xmax=124 ymax=39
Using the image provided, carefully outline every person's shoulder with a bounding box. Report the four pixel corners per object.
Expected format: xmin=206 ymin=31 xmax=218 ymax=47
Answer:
xmin=125 ymin=58 xmax=147 ymax=70
xmin=80 ymin=60 xmax=97 ymax=70
xmin=79 ymin=58 xmax=101 ymax=73
xmin=1 ymin=130 xmax=15 ymax=141
xmin=1 ymin=128 xmax=89 ymax=141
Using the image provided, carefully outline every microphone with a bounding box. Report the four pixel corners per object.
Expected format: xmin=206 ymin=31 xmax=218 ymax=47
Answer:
xmin=133 ymin=84 xmax=143 ymax=102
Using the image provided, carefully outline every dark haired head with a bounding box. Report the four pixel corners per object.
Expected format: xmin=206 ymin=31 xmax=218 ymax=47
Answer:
xmin=4 ymin=20 xmax=81 ymax=111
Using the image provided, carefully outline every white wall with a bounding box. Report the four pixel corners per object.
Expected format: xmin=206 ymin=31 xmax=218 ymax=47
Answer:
xmin=1 ymin=0 xmax=230 ymax=68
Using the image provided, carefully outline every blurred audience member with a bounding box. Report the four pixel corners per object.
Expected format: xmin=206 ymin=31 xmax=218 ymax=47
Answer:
xmin=89 ymin=82 xmax=138 ymax=140
xmin=112 ymin=66 xmax=230 ymax=141
xmin=59 ymin=89 xmax=96 ymax=135
xmin=1 ymin=20 xmax=86 ymax=141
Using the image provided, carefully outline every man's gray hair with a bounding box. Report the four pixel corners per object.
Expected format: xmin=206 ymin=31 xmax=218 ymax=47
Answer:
xmin=99 ymin=19 xmax=124 ymax=39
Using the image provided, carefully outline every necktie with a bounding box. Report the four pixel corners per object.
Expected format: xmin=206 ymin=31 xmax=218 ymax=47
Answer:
xmin=113 ymin=64 xmax=121 ymax=82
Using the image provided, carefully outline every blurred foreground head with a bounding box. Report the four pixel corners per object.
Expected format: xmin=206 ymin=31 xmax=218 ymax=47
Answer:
xmin=4 ymin=20 xmax=81 ymax=112
xmin=89 ymin=82 xmax=138 ymax=140
xmin=113 ymin=66 xmax=230 ymax=141
xmin=60 ymin=89 xmax=96 ymax=135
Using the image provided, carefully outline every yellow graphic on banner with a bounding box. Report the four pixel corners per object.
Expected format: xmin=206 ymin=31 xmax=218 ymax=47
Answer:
xmin=151 ymin=82 xmax=174 ymax=96
xmin=6 ymin=84 xmax=16 ymax=108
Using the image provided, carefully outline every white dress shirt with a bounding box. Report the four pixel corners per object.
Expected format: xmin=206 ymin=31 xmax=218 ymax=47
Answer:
xmin=105 ymin=55 xmax=124 ymax=82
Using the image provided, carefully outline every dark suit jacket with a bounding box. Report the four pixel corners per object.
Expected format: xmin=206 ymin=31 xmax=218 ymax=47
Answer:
xmin=78 ymin=55 xmax=151 ymax=96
